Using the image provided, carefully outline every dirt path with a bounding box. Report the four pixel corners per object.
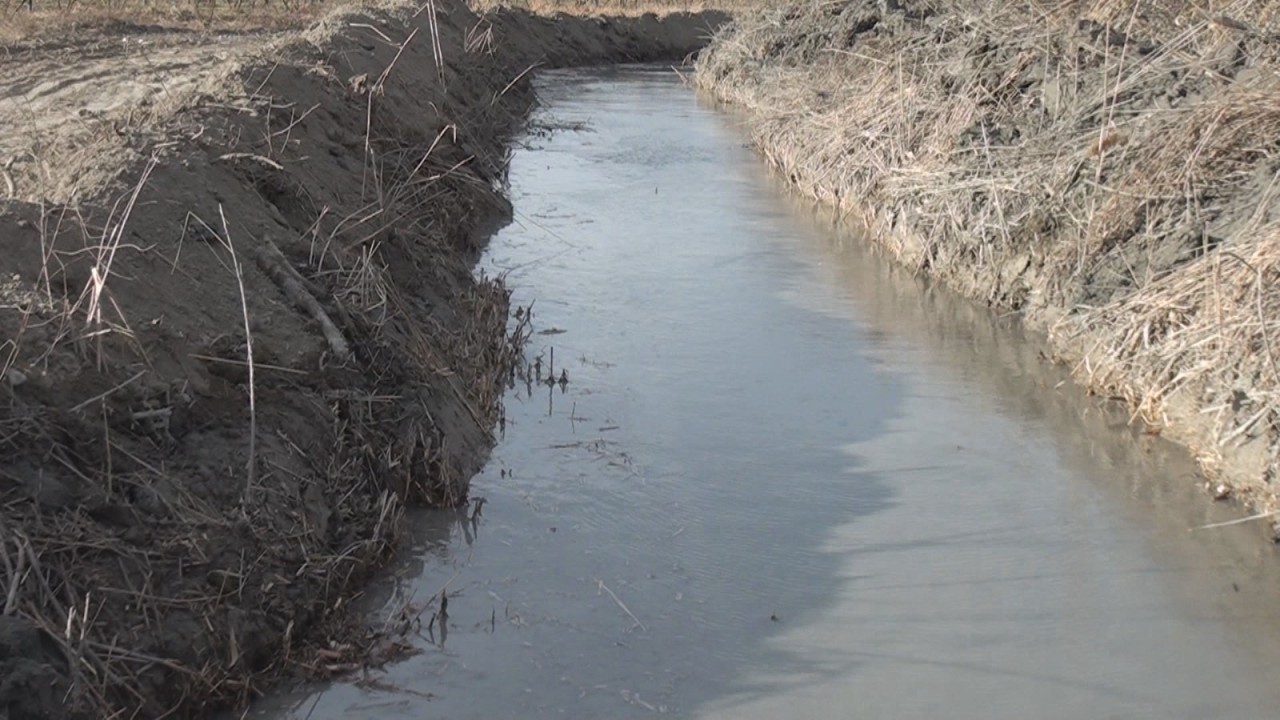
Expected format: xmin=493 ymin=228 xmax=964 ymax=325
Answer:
xmin=0 ymin=4 xmax=725 ymax=718
xmin=1 ymin=28 xmax=274 ymax=200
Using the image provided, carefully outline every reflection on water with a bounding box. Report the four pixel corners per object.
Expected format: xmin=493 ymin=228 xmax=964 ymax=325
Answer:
xmin=253 ymin=66 xmax=1280 ymax=720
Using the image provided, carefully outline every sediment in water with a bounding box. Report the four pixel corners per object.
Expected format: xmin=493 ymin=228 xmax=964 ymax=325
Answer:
xmin=0 ymin=3 xmax=724 ymax=717
xmin=695 ymin=0 xmax=1280 ymax=528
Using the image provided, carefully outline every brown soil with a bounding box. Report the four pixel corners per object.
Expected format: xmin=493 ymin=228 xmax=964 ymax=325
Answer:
xmin=696 ymin=1 xmax=1280 ymax=533
xmin=0 ymin=2 xmax=725 ymax=718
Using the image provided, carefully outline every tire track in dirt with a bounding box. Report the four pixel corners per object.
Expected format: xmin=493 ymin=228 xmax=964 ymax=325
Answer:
xmin=1 ymin=31 xmax=268 ymax=200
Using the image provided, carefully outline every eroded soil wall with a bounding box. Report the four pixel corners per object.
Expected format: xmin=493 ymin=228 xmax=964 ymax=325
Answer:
xmin=696 ymin=0 xmax=1280 ymax=522
xmin=0 ymin=4 xmax=724 ymax=717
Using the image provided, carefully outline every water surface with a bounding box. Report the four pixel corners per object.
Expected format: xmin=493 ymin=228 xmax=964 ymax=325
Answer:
xmin=257 ymin=65 xmax=1280 ymax=720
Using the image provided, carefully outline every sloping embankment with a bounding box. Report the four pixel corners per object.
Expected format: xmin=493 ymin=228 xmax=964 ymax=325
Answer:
xmin=0 ymin=4 xmax=724 ymax=717
xmin=696 ymin=1 xmax=1280 ymax=524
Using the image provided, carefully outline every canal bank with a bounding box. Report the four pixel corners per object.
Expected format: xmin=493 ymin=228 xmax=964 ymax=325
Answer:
xmin=0 ymin=5 xmax=725 ymax=717
xmin=696 ymin=0 xmax=1280 ymax=524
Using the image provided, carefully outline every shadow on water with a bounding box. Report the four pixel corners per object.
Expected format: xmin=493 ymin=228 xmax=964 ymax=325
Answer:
xmin=250 ymin=65 xmax=1280 ymax=720
xmin=776 ymin=186 xmax=1280 ymax=596
xmin=687 ymin=115 xmax=1280 ymax=718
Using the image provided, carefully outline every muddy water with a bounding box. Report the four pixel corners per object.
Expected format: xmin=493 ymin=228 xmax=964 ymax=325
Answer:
xmin=259 ymin=66 xmax=1280 ymax=719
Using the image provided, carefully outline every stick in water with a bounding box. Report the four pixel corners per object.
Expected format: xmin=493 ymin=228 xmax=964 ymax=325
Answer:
xmin=1191 ymin=509 xmax=1278 ymax=531
xmin=596 ymin=579 xmax=646 ymax=633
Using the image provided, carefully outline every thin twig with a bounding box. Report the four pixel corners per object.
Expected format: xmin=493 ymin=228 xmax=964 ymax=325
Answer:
xmin=596 ymin=579 xmax=646 ymax=632
xmin=1191 ymin=510 xmax=1279 ymax=531
xmin=69 ymin=371 xmax=146 ymax=412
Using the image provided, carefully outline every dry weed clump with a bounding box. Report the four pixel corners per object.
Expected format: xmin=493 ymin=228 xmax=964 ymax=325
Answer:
xmin=1074 ymin=79 xmax=1280 ymax=287
xmin=697 ymin=0 xmax=1280 ymax=500
xmin=1068 ymin=222 xmax=1280 ymax=486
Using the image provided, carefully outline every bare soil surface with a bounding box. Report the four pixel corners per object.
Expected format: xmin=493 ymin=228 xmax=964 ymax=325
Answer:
xmin=0 ymin=3 xmax=725 ymax=718
xmin=696 ymin=0 xmax=1280 ymax=531
xmin=2 ymin=26 xmax=274 ymax=201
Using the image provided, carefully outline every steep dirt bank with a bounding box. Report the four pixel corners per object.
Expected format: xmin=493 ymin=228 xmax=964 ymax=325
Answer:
xmin=697 ymin=0 xmax=1280 ymax=528
xmin=0 ymin=3 xmax=725 ymax=717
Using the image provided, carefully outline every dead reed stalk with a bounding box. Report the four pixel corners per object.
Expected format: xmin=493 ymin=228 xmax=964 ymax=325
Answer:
xmin=217 ymin=205 xmax=259 ymax=508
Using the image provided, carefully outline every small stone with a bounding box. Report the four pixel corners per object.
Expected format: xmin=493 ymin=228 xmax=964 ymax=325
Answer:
xmin=4 ymin=368 xmax=27 ymax=387
xmin=1213 ymin=483 xmax=1231 ymax=501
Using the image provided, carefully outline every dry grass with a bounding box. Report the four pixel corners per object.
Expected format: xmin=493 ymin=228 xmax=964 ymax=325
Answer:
xmin=1073 ymin=223 xmax=1280 ymax=476
xmin=698 ymin=0 xmax=1280 ymax=503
